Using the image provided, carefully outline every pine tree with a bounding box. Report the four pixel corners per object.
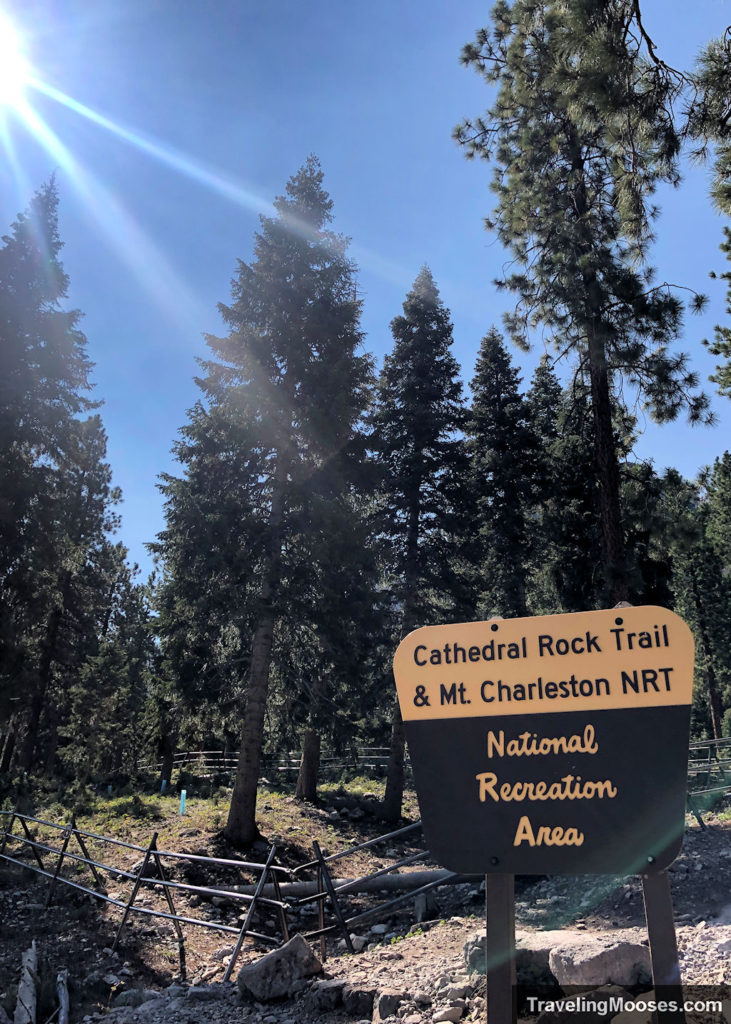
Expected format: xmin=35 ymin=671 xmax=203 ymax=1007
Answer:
xmin=455 ymin=0 xmax=710 ymax=603
xmin=372 ymin=266 xmax=467 ymax=820
xmin=0 ymin=186 xmax=132 ymax=777
xmin=155 ymin=157 xmax=374 ymax=845
xmin=60 ymin=557 xmax=154 ymax=783
xmin=661 ymin=470 xmax=731 ymax=738
xmin=524 ymin=362 xmax=604 ymax=612
xmin=686 ymin=31 xmax=731 ymax=397
xmin=16 ymin=414 xmax=124 ymax=772
xmin=0 ymin=182 xmax=95 ymax=732
xmin=465 ymin=328 xmax=539 ymax=619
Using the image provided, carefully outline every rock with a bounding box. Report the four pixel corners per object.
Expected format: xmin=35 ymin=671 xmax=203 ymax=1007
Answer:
xmin=374 ymin=988 xmax=405 ymax=1021
xmin=129 ymin=857 xmax=159 ymax=878
xmin=549 ymin=938 xmax=651 ymax=988
xmin=81 ymin=970 xmax=114 ymax=999
xmin=111 ymin=989 xmax=161 ymax=1008
xmin=212 ymin=944 xmax=236 ymax=961
xmin=352 ymin=934 xmax=367 ymax=952
xmin=237 ymin=934 xmax=322 ymax=1001
xmin=414 ymin=990 xmax=432 ymax=1005
xmin=432 ymin=1006 xmax=463 ymax=1023
xmin=186 ymin=984 xmax=227 ymax=1001
xmin=445 ymin=984 xmax=471 ymax=1000
xmin=342 ymin=984 xmax=376 ymax=1016
xmin=371 ymin=923 xmax=389 ymax=935
xmin=535 ymin=987 xmax=630 ymax=1024
xmin=309 ymin=979 xmax=345 ymax=1010
xmin=414 ymin=891 xmax=439 ymax=923
xmin=404 ymin=1016 xmax=423 ymax=1024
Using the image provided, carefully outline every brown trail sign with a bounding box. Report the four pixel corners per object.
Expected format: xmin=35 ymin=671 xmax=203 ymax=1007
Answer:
xmin=393 ymin=606 xmax=695 ymax=1024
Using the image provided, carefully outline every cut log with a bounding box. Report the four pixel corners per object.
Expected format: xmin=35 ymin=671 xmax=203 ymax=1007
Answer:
xmin=56 ymin=969 xmax=69 ymax=1024
xmin=13 ymin=941 xmax=37 ymax=1024
xmin=234 ymin=869 xmax=479 ymax=898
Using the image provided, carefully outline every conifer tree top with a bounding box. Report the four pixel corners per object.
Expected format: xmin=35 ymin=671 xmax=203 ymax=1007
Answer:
xmin=273 ymin=154 xmax=334 ymax=230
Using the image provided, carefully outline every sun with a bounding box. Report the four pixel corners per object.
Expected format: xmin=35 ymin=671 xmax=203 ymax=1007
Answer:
xmin=0 ymin=12 xmax=30 ymax=109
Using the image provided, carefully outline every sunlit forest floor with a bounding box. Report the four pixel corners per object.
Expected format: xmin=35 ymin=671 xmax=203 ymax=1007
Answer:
xmin=1 ymin=781 xmax=729 ymax=1021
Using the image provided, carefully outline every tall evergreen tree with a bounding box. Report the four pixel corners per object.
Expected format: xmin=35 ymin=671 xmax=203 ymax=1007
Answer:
xmin=60 ymin=558 xmax=154 ymax=783
xmin=465 ymin=328 xmax=538 ymax=619
xmin=0 ymin=181 xmax=95 ymax=730
xmin=156 ymin=157 xmax=374 ymax=845
xmin=372 ymin=266 xmax=467 ymax=821
xmin=16 ymin=414 xmax=124 ymax=772
xmin=0 ymin=186 xmax=133 ymax=778
xmin=525 ymin=361 xmax=603 ymax=613
xmin=687 ymin=30 xmax=731 ymax=397
xmin=455 ymin=0 xmax=710 ymax=603
xmin=660 ymin=469 xmax=731 ymax=738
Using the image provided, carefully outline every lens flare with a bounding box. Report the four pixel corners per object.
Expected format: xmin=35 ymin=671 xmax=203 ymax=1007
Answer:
xmin=0 ymin=13 xmax=30 ymax=108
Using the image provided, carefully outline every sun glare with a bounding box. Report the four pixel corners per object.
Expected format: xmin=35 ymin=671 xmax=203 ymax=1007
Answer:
xmin=0 ymin=13 xmax=30 ymax=108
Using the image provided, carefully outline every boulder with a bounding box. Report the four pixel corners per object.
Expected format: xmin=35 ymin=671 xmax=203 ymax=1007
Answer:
xmin=465 ymin=928 xmax=566 ymax=985
xmin=111 ymin=989 xmax=161 ymax=1008
xmin=342 ymin=983 xmax=377 ymax=1016
xmin=534 ymin=985 xmax=630 ymax=1024
xmin=309 ymin=979 xmax=345 ymax=1011
xmin=432 ymin=1006 xmax=464 ymax=1023
xmin=465 ymin=927 xmax=650 ymax=990
xmin=236 ymin=933 xmax=322 ymax=1001
xmin=186 ymin=984 xmax=228 ymax=1001
xmin=373 ymin=988 xmax=405 ymax=1021
xmin=549 ymin=938 xmax=651 ymax=988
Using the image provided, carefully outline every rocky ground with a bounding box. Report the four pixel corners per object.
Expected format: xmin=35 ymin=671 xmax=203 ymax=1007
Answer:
xmin=1 ymin=804 xmax=730 ymax=1024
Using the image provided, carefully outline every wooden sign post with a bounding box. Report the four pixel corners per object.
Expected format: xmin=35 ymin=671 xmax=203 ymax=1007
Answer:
xmin=393 ymin=606 xmax=695 ymax=1023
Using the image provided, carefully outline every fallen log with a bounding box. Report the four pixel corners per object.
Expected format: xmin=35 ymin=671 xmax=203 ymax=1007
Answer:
xmin=56 ymin=969 xmax=69 ymax=1024
xmin=234 ymin=869 xmax=480 ymax=898
xmin=13 ymin=941 xmax=37 ymax=1024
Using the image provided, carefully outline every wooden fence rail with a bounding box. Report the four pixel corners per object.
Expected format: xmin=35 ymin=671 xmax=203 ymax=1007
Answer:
xmin=0 ymin=810 xmax=290 ymax=981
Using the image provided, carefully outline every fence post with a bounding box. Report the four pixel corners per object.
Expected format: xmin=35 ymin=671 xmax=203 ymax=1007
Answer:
xmin=313 ymin=840 xmax=354 ymax=955
xmin=19 ymin=815 xmax=47 ymax=871
xmin=150 ymin=843 xmax=187 ymax=981
xmin=316 ymin=863 xmax=327 ymax=961
xmin=71 ymin=817 xmax=106 ymax=892
xmin=45 ymin=822 xmax=72 ymax=908
xmin=0 ymin=810 xmax=16 ymax=856
xmin=113 ymin=832 xmax=157 ymax=953
xmin=223 ymin=845 xmax=278 ymax=982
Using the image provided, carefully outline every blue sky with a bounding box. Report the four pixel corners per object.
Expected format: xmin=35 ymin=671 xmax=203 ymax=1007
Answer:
xmin=1 ymin=0 xmax=729 ymax=579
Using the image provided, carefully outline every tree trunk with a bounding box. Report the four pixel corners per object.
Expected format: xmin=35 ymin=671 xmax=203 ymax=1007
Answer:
xmin=160 ymin=731 xmax=176 ymax=787
xmin=0 ymin=722 xmax=16 ymax=772
xmin=587 ymin=339 xmax=629 ymax=605
xmin=225 ymin=608 xmax=276 ymax=845
xmin=689 ymin=564 xmax=723 ymax=739
xmin=225 ymin=454 xmax=288 ymax=847
xmin=19 ymin=592 xmax=65 ymax=772
xmin=383 ymin=501 xmax=420 ymax=822
xmin=572 ymin=153 xmax=629 ymax=606
xmin=44 ymin=701 xmax=60 ymax=775
xmin=381 ymin=699 xmax=406 ymax=822
xmin=295 ymin=727 xmax=321 ymax=801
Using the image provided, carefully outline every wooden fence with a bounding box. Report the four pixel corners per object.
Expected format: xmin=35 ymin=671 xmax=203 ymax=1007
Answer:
xmin=138 ymin=746 xmax=411 ymax=782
